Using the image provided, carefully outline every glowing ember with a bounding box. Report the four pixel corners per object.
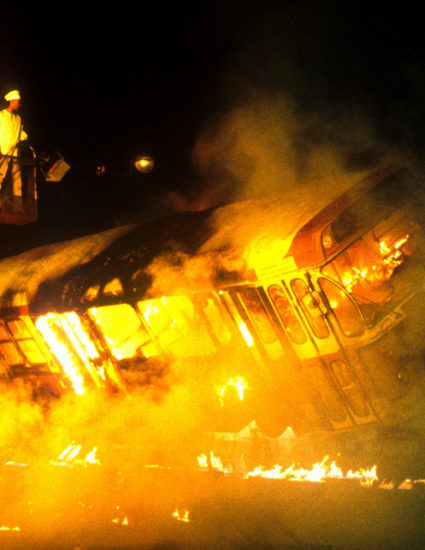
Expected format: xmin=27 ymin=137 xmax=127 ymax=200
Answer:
xmin=216 ymin=376 xmax=248 ymax=406
xmin=0 ymin=526 xmax=20 ymax=532
xmin=397 ymin=478 xmax=425 ymax=490
xmin=342 ymin=234 xmax=410 ymax=291
xmin=51 ymin=443 xmax=100 ymax=467
xmin=398 ymin=479 xmax=414 ymax=490
xmin=112 ymin=505 xmax=129 ymax=526
xmin=112 ymin=516 xmax=129 ymax=526
xmin=84 ymin=446 xmax=99 ymax=464
xmin=172 ymin=509 xmax=190 ymax=523
xmin=197 ymin=451 xmax=225 ymax=472
xmin=379 ymin=480 xmax=395 ymax=490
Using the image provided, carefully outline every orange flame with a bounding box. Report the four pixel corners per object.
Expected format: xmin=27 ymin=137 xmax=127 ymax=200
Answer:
xmin=197 ymin=452 xmax=378 ymax=486
xmin=246 ymin=456 xmax=378 ymax=485
xmin=343 ymin=234 xmax=410 ymax=291
xmin=197 ymin=451 xmax=226 ymax=472
xmin=172 ymin=509 xmax=190 ymax=523
xmin=51 ymin=443 xmax=100 ymax=467
xmin=36 ymin=314 xmax=87 ymax=395
xmin=216 ymin=376 xmax=248 ymax=406
xmin=238 ymin=320 xmax=254 ymax=347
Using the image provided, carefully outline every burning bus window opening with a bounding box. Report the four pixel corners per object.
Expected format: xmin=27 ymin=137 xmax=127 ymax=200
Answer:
xmin=136 ymin=294 xmax=232 ymax=357
xmin=88 ymin=303 xmax=160 ymax=360
xmin=234 ymin=287 xmax=286 ymax=361
xmin=237 ymin=319 xmax=255 ymax=347
xmin=321 ymin=221 xmax=420 ymax=327
xmin=0 ymin=322 xmax=30 ymax=369
xmin=216 ymin=375 xmax=249 ymax=407
xmin=0 ymin=318 xmax=57 ymax=373
xmin=268 ymin=284 xmax=308 ymax=345
xmin=35 ymin=313 xmax=99 ymax=395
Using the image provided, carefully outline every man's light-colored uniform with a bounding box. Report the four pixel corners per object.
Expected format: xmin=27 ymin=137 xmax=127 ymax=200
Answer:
xmin=0 ymin=90 xmax=28 ymax=196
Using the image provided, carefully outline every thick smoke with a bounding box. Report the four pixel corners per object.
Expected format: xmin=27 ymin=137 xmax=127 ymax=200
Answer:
xmin=191 ymin=93 xmax=387 ymax=205
xmin=143 ymin=86 xmax=402 ymax=300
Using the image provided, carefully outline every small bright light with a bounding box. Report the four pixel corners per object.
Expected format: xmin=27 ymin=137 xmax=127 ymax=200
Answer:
xmin=134 ymin=155 xmax=154 ymax=173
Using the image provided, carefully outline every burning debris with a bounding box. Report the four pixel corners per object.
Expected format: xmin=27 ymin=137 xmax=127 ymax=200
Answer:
xmin=2 ymin=423 xmax=425 ymax=550
xmin=172 ymin=508 xmax=191 ymax=523
xmin=50 ymin=443 xmax=100 ymax=468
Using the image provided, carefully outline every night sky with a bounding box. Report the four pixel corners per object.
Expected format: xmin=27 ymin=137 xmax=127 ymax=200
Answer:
xmin=1 ymin=1 xmax=425 ymax=254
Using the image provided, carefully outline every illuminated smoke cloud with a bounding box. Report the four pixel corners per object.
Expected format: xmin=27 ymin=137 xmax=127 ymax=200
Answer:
xmin=191 ymin=92 xmax=395 ymax=206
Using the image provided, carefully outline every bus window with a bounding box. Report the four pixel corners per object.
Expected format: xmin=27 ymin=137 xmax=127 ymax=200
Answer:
xmin=318 ymin=278 xmax=364 ymax=337
xmin=237 ymin=288 xmax=278 ymax=345
xmin=16 ymin=339 xmax=47 ymax=365
xmin=0 ymin=323 xmax=20 ymax=368
xmin=322 ymin=219 xmax=416 ymax=326
xmin=236 ymin=287 xmax=284 ymax=360
xmin=6 ymin=319 xmax=48 ymax=366
xmin=0 ymin=341 xmax=23 ymax=366
xmin=323 ymin=232 xmax=394 ymax=302
xmin=137 ymin=295 xmax=217 ymax=357
xmin=290 ymin=279 xmax=329 ymax=339
xmin=193 ymin=294 xmax=232 ymax=346
xmin=88 ymin=304 xmax=159 ymax=360
xmin=7 ymin=320 xmax=31 ymax=338
xmin=268 ymin=284 xmax=307 ymax=345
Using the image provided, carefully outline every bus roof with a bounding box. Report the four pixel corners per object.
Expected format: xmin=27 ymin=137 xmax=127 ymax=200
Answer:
xmin=0 ymin=166 xmax=399 ymax=315
xmin=287 ymin=165 xmax=414 ymax=269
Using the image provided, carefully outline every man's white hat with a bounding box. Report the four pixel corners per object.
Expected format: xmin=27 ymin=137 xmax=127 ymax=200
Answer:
xmin=4 ymin=90 xmax=21 ymax=102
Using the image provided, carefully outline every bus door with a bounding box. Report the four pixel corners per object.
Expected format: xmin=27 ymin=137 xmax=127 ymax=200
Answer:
xmin=226 ymin=285 xmax=315 ymax=435
xmin=286 ymin=273 xmax=377 ymax=427
xmin=267 ymin=280 xmax=355 ymax=431
xmin=0 ymin=317 xmax=63 ymax=398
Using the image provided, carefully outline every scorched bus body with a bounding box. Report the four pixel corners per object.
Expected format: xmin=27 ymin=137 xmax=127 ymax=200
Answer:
xmin=1 ymin=165 xmax=425 ymax=440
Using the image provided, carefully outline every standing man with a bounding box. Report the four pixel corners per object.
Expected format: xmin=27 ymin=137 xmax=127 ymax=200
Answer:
xmin=0 ymin=89 xmax=28 ymax=197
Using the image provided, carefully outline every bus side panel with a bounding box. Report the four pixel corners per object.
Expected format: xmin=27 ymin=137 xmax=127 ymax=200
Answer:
xmin=352 ymin=327 xmax=425 ymax=426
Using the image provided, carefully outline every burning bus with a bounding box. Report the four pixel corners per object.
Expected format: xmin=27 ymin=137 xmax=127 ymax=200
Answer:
xmin=1 ymin=164 xmax=425 ymax=442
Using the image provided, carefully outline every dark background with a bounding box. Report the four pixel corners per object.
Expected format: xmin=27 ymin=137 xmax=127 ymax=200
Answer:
xmin=1 ymin=1 xmax=425 ymax=255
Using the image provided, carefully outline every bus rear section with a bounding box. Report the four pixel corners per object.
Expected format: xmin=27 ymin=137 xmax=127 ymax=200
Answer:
xmin=256 ymin=166 xmax=425 ymax=438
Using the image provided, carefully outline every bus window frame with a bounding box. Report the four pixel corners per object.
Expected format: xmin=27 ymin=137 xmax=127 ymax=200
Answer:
xmin=267 ymin=283 xmax=308 ymax=345
xmin=8 ymin=319 xmax=51 ymax=367
xmin=230 ymin=285 xmax=286 ymax=361
xmin=190 ymin=291 xmax=234 ymax=349
xmin=290 ymin=277 xmax=330 ymax=340
xmin=0 ymin=320 xmax=24 ymax=369
xmin=0 ymin=318 xmax=51 ymax=371
xmin=87 ymin=302 xmax=160 ymax=361
xmin=136 ymin=294 xmax=228 ymax=358
xmin=317 ymin=275 xmax=366 ymax=338
xmin=319 ymin=214 xmax=418 ymax=329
